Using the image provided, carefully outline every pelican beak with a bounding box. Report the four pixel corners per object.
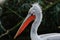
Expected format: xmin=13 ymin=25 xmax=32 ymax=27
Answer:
xmin=14 ymin=14 xmax=36 ymax=39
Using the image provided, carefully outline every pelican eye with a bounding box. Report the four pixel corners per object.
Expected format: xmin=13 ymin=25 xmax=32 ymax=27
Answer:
xmin=31 ymin=14 xmax=35 ymax=16
xmin=31 ymin=14 xmax=33 ymax=16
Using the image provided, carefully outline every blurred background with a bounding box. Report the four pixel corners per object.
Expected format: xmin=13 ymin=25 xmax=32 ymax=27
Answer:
xmin=0 ymin=0 xmax=60 ymax=40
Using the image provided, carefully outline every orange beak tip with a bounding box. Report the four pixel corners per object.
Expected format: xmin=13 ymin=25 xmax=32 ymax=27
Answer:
xmin=14 ymin=35 xmax=17 ymax=39
xmin=14 ymin=33 xmax=18 ymax=39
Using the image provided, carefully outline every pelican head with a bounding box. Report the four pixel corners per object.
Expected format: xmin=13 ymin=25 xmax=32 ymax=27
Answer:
xmin=28 ymin=3 xmax=42 ymax=16
xmin=14 ymin=3 xmax=42 ymax=39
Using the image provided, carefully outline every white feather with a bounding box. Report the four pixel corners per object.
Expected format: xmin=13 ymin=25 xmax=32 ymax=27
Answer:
xmin=29 ymin=3 xmax=60 ymax=40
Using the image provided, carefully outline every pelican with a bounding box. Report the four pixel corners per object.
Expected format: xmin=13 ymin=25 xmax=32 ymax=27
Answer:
xmin=14 ymin=3 xmax=60 ymax=40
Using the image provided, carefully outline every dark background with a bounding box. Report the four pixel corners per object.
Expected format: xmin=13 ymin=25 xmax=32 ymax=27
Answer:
xmin=0 ymin=0 xmax=60 ymax=40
